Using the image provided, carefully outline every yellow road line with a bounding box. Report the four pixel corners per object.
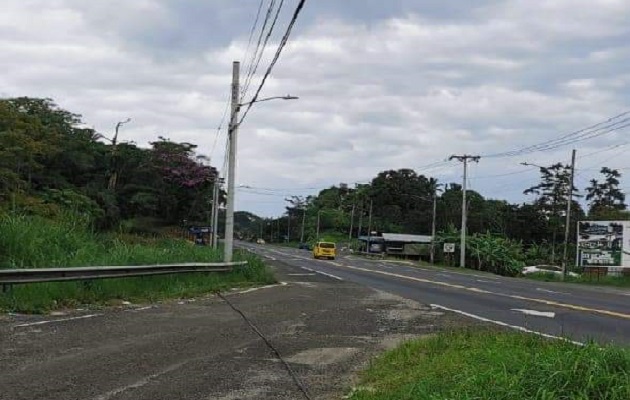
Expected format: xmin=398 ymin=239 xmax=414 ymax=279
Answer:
xmin=328 ymin=263 xmax=630 ymax=320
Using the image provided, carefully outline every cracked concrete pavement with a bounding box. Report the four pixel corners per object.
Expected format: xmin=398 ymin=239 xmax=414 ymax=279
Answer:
xmin=0 ymin=259 xmax=479 ymax=400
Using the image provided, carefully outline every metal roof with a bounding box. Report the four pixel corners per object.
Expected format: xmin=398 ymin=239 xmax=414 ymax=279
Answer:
xmin=382 ymin=233 xmax=433 ymax=243
xmin=358 ymin=233 xmax=432 ymax=243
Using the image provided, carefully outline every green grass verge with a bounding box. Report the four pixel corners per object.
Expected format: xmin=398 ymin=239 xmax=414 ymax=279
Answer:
xmin=350 ymin=329 xmax=630 ymax=400
xmin=0 ymin=214 xmax=276 ymax=313
xmin=524 ymin=272 xmax=630 ymax=288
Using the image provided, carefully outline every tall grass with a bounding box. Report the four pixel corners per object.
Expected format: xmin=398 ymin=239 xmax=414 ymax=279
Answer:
xmin=0 ymin=214 xmax=275 ymax=313
xmin=350 ymin=329 xmax=630 ymax=400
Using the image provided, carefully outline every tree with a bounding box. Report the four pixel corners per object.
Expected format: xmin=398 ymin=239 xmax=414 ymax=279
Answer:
xmin=524 ymin=163 xmax=582 ymax=263
xmin=586 ymin=167 xmax=626 ymax=218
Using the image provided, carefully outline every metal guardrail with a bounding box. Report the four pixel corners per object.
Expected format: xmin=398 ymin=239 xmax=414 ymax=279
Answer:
xmin=0 ymin=261 xmax=247 ymax=286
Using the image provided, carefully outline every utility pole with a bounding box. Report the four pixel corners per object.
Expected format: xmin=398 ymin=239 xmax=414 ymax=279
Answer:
xmin=316 ymin=210 xmax=321 ymax=239
xmin=562 ymin=149 xmax=577 ymax=280
xmin=430 ymin=192 xmax=437 ymax=264
xmin=357 ymin=206 xmax=363 ymax=239
xmin=224 ymin=61 xmax=240 ymax=262
xmin=300 ymin=208 xmax=306 ymax=243
xmin=286 ymin=213 xmax=291 ymax=243
xmin=349 ymin=203 xmax=355 ymax=240
xmin=210 ymin=179 xmax=218 ymax=248
xmin=366 ymin=199 xmax=373 ymax=253
xmin=211 ymin=178 xmax=223 ymax=249
xmin=449 ymin=155 xmax=480 ymax=268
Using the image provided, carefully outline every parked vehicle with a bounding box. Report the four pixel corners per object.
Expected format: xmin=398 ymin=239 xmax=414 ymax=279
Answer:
xmin=313 ymin=241 xmax=336 ymax=260
xmin=522 ymin=265 xmax=580 ymax=278
xmin=256 ymin=238 xmax=266 ymax=244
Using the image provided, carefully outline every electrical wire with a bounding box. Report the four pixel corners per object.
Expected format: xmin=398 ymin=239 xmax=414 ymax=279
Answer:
xmin=241 ymin=0 xmax=277 ymax=101
xmin=239 ymin=0 xmax=307 ymax=125
xmin=217 ymin=292 xmax=313 ymax=400
xmin=482 ymin=111 xmax=630 ymax=158
xmin=242 ymin=0 xmax=265 ymax=64
xmin=242 ymin=0 xmax=286 ymax=100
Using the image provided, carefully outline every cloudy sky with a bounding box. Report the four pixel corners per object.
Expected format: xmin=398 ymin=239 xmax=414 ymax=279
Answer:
xmin=2 ymin=0 xmax=630 ymax=216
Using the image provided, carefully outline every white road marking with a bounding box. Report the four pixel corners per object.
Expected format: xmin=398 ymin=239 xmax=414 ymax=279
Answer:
xmin=511 ymin=309 xmax=556 ymax=318
xmin=287 ymin=273 xmax=316 ymax=276
xmin=476 ymin=279 xmax=493 ymax=283
xmin=127 ymin=306 xmax=154 ymax=312
xmin=232 ymin=282 xmax=288 ymax=295
xmin=437 ymin=273 xmax=451 ymax=278
xmin=300 ymin=267 xmax=344 ymax=281
xmin=536 ymin=288 xmax=569 ymax=295
xmin=431 ymin=304 xmax=582 ymax=346
xmin=92 ymin=361 xmax=187 ymax=400
xmin=13 ymin=314 xmax=102 ymax=328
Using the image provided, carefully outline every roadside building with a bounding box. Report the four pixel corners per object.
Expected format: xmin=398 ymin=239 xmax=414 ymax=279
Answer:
xmin=358 ymin=233 xmax=432 ymax=258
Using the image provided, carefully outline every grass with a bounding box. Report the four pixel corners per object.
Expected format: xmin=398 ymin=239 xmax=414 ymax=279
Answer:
xmin=0 ymin=214 xmax=276 ymax=313
xmin=350 ymin=329 xmax=630 ymax=400
xmin=524 ymin=272 xmax=630 ymax=288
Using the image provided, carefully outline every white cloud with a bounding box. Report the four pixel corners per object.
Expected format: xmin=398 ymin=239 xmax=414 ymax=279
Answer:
xmin=1 ymin=0 xmax=629 ymax=216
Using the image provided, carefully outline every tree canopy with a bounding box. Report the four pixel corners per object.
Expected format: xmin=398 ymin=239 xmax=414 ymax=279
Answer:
xmin=0 ymin=97 xmax=219 ymax=232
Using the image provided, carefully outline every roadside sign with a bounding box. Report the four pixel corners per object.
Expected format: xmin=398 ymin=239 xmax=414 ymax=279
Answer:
xmin=443 ymin=243 xmax=455 ymax=253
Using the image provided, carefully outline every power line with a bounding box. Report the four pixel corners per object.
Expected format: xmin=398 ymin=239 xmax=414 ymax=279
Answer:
xmin=482 ymin=111 xmax=630 ymax=158
xmin=242 ymin=0 xmax=265 ymax=64
xmin=242 ymin=0 xmax=286 ymax=100
xmin=239 ymin=0 xmax=307 ymax=125
xmin=241 ymin=0 xmax=277 ymax=101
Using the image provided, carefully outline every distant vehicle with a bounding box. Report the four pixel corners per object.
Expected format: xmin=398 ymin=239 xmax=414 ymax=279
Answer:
xmin=522 ymin=265 xmax=580 ymax=278
xmin=313 ymin=241 xmax=336 ymax=260
xmin=298 ymin=243 xmax=310 ymax=250
xmin=256 ymin=238 xmax=266 ymax=244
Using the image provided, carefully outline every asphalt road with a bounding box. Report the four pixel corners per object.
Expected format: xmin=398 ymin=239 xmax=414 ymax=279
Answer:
xmin=239 ymin=242 xmax=630 ymax=345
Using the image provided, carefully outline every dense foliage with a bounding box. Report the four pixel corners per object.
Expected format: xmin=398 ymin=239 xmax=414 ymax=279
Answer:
xmin=0 ymin=97 xmax=220 ymax=231
xmin=241 ymin=165 xmax=628 ymax=270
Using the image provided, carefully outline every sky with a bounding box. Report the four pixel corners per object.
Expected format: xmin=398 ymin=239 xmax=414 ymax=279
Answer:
xmin=1 ymin=0 xmax=630 ymax=217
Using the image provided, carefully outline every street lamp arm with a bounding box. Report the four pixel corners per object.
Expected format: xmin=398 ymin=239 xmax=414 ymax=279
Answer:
xmin=238 ymin=95 xmax=299 ymax=108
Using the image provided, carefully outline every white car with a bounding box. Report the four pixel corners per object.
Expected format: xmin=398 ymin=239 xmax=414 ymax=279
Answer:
xmin=522 ymin=265 xmax=580 ymax=278
xmin=256 ymin=238 xmax=266 ymax=244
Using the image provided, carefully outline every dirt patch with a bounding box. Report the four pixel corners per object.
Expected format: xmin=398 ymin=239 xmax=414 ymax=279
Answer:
xmin=286 ymin=347 xmax=360 ymax=366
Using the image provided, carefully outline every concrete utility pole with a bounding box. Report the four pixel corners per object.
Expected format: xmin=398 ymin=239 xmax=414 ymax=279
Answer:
xmin=366 ymin=199 xmax=373 ymax=253
xmin=357 ymin=206 xmax=363 ymax=239
xmin=449 ymin=155 xmax=480 ymax=268
xmin=300 ymin=208 xmax=306 ymax=243
xmin=286 ymin=213 xmax=291 ymax=242
xmin=224 ymin=61 xmax=240 ymax=262
xmin=430 ymin=192 xmax=438 ymax=265
xmin=562 ymin=149 xmax=577 ymax=280
xmin=316 ymin=210 xmax=321 ymax=239
xmin=211 ymin=178 xmax=223 ymax=249
xmin=349 ymin=203 xmax=355 ymax=240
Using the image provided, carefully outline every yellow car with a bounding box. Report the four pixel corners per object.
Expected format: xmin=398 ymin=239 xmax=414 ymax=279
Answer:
xmin=313 ymin=241 xmax=336 ymax=260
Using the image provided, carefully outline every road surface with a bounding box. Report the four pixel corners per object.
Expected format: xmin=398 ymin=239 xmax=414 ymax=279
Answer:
xmin=240 ymin=242 xmax=630 ymax=345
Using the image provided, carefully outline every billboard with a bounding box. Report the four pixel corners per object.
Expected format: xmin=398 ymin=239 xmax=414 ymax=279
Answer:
xmin=577 ymin=221 xmax=630 ymax=269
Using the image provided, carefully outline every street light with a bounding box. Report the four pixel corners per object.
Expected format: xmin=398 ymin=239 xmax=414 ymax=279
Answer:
xmin=238 ymin=95 xmax=299 ymax=110
xmin=223 ymin=60 xmax=299 ymax=262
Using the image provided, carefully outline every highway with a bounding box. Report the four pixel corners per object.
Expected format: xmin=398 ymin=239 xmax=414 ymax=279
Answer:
xmin=240 ymin=242 xmax=630 ymax=345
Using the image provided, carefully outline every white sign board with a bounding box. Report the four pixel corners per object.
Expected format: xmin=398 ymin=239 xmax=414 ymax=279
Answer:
xmin=443 ymin=243 xmax=455 ymax=253
xmin=577 ymin=221 xmax=630 ymax=269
